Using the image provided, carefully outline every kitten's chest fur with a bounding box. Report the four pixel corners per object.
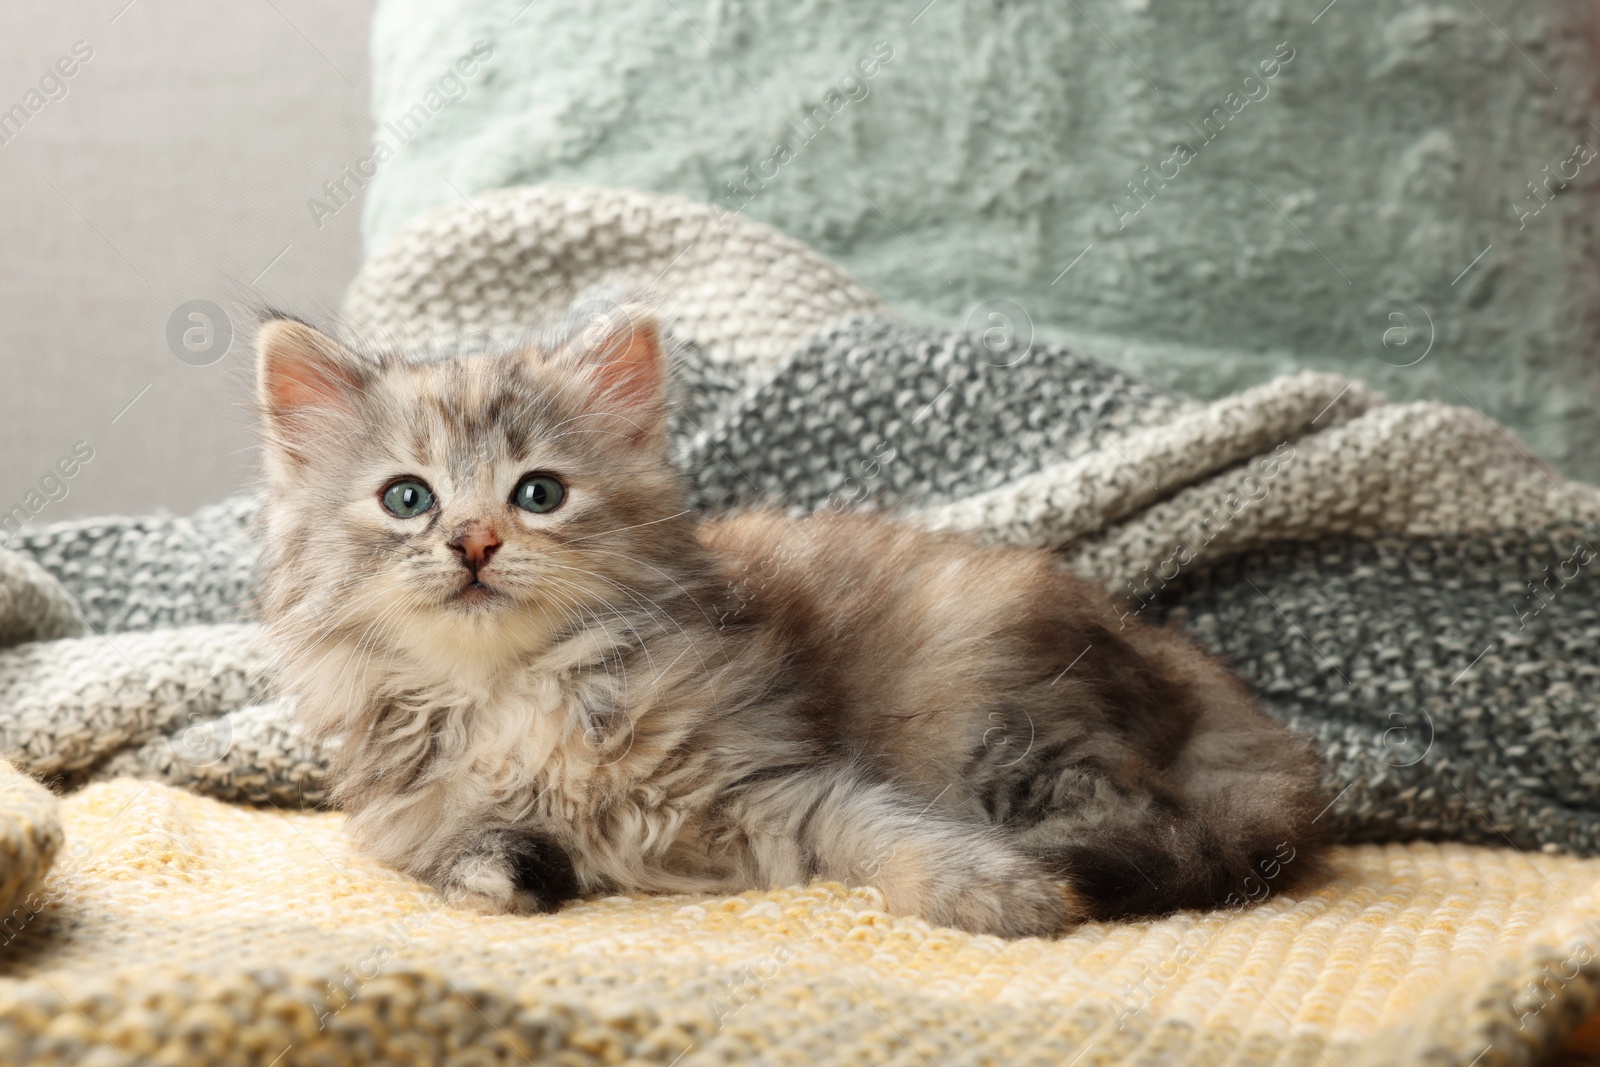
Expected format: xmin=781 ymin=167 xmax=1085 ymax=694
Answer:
xmin=339 ymin=642 xmax=713 ymax=891
xmin=399 ymin=642 xmax=648 ymax=814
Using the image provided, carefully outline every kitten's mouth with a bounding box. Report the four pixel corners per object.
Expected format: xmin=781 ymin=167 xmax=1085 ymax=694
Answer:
xmin=452 ymin=579 xmax=499 ymax=604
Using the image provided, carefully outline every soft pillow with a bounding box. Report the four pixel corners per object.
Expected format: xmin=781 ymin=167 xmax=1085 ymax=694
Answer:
xmin=359 ymin=0 xmax=1600 ymax=477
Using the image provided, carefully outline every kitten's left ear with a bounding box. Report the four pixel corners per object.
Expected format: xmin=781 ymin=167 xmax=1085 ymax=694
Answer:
xmin=570 ymin=309 xmax=667 ymax=443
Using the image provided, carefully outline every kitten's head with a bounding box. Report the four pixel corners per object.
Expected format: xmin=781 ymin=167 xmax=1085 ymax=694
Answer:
xmin=254 ymin=308 xmax=696 ymax=675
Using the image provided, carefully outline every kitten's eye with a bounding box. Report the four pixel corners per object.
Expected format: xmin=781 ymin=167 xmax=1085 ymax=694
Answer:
xmin=511 ymin=473 xmax=565 ymax=514
xmin=380 ymin=479 xmax=435 ymax=518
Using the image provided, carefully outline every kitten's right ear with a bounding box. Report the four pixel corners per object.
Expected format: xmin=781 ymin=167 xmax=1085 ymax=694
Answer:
xmin=256 ymin=316 xmax=366 ymax=461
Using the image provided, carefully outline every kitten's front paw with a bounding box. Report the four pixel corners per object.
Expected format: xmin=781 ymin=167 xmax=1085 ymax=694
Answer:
xmin=874 ymin=841 xmax=1076 ymax=938
xmin=449 ymin=885 xmax=515 ymax=915
xmin=441 ymin=866 xmax=556 ymax=916
xmin=933 ymin=871 xmax=1072 ymax=939
xmin=441 ymin=853 xmax=520 ymax=914
xmin=440 ymin=830 xmax=582 ymax=915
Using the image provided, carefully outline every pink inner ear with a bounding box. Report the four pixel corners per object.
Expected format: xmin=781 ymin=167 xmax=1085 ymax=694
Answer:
xmin=591 ymin=320 xmax=663 ymax=414
xmin=266 ymin=354 xmax=357 ymax=413
xmin=259 ymin=319 xmax=362 ymax=420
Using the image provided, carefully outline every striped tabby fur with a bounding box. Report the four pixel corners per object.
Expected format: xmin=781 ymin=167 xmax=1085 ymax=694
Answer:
xmin=253 ymin=309 xmax=1326 ymax=937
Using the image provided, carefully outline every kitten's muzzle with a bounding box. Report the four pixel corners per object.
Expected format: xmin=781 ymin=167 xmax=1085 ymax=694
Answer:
xmin=449 ymin=523 xmax=502 ymax=577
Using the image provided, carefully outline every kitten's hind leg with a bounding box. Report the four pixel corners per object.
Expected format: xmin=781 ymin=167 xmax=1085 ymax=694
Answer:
xmin=1151 ymin=653 xmax=1328 ymax=907
xmin=729 ymin=768 xmax=1075 ymax=938
xmin=1008 ymin=649 xmax=1326 ymax=919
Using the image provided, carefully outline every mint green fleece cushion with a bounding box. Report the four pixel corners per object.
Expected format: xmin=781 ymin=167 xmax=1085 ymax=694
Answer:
xmin=360 ymin=0 xmax=1600 ymax=477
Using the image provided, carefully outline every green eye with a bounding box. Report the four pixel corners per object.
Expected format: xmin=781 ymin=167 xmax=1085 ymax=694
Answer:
xmin=512 ymin=473 xmax=565 ymax=514
xmin=381 ymin=479 xmax=434 ymax=518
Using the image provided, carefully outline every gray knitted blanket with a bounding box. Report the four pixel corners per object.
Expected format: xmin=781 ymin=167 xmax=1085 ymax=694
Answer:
xmin=5 ymin=185 xmax=1600 ymax=856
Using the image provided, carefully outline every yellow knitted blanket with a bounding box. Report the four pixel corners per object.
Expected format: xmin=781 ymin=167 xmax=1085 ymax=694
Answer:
xmin=1 ymin=763 xmax=1599 ymax=1066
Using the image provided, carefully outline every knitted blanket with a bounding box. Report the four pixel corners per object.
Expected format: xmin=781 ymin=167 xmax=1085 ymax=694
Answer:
xmin=1 ymin=775 xmax=1599 ymax=1067
xmin=4 ymin=185 xmax=1600 ymax=1064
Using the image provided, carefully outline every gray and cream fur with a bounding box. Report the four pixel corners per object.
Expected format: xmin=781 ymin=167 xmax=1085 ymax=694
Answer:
xmin=254 ymin=309 xmax=1327 ymax=937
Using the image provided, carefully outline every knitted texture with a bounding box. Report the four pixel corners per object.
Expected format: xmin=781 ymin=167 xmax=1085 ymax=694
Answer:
xmin=344 ymin=185 xmax=888 ymax=370
xmin=0 ymin=760 xmax=60 ymax=921
xmin=3 ymin=184 xmax=1600 ymax=1062
xmin=0 ymin=550 xmax=81 ymax=650
xmin=4 ymin=779 xmax=1600 ymax=1066
xmin=8 ymin=497 xmax=259 ymax=635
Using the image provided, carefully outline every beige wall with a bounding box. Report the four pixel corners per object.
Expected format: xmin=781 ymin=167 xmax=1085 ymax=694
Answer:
xmin=0 ymin=0 xmax=375 ymax=524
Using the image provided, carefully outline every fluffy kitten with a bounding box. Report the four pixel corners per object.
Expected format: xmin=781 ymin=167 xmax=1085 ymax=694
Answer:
xmin=254 ymin=309 xmax=1326 ymax=938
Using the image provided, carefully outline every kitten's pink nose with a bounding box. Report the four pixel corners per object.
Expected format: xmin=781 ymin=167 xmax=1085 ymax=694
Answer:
xmin=448 ymin=524 xmax=502 ymax=575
